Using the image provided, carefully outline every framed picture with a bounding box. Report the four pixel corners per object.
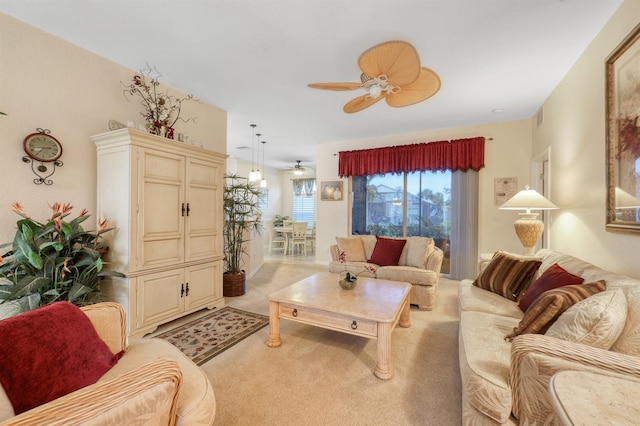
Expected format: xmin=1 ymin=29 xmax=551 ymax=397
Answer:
xmin=606 ymin=23 xmax=640 ymax=233
xmin=320 ymin=181 xmax=343 ymax=201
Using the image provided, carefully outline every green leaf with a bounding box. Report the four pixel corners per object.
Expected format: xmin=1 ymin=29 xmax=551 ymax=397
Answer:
xmin=20 ymin=223 xmax=34 ymax=241
xmin=26 ymin=251 xmax=43 ymax=269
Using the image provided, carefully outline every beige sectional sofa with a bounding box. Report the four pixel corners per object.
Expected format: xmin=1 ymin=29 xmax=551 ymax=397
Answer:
xmin=0 ymin=302 xmax=216 ymax=425
xmin=458 ymin=249 xmax=640 ymax=425
xmin=328 ymin=235 xmax=443 ymax=310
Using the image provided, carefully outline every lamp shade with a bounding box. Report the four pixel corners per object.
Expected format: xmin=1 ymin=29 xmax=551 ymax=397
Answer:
xmin=499 ymin=186 xmax=558 ymax=213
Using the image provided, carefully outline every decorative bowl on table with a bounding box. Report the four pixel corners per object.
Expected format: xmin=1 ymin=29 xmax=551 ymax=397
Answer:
xmin=337 ymin=271 xmax=357 ymax=290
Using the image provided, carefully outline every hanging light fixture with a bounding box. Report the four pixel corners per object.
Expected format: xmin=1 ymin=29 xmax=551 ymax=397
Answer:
xmin=254 ymin=132 xmax=263 ymax=181
xmin=260 ymin=140 xmax=267 ymax=188
xmin=248 ymin=124 xmax=260 ymax=182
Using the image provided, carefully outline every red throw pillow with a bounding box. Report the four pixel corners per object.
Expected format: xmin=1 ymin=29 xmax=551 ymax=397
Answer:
xmin=368 ymin=236 xmax=407 ymax=267
xmin=0 ymin=302 xmax=121 ymax=414
xmin=518 ymin=263 xmax=584 ymax=312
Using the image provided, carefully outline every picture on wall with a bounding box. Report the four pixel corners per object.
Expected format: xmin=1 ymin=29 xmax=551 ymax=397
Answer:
xmin=320 ymin=181 xmax=343 ymax=201
xmin=606 ymin=22 xmax=640 ymax=233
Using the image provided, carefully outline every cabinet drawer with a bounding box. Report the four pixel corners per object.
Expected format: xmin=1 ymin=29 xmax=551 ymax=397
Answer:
xmin=279 ymin=304 xmax=377 ymax=338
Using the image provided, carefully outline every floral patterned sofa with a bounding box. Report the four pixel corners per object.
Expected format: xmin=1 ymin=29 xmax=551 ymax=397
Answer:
xmin=328 ymin=235 xmax=443 ymax=310
xmin=458 ymin=249 xmax=640 ymax=425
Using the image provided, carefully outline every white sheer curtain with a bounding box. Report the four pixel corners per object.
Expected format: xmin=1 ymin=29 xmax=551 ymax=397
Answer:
xmin=450 ymin=170 xmax=479 ymax=280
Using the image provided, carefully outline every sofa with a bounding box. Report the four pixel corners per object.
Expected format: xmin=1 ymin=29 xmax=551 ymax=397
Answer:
xmin=328 ymin=235 xmax=443 ymax=310
xmin=458 ymin=249 xmax=640 ymax=425
xmin=0 ymin=302 xmax=216 ymax=425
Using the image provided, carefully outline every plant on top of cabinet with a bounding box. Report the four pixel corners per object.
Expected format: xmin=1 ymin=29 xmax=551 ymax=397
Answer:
xmin=223 ymin=174 xmax=262 ymax=296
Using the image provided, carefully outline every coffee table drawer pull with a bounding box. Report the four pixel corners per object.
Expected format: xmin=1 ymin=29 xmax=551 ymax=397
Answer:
xmin=351 ymin=320 xmax=357 ymax=330
xmin=292 ymin=308 xmax=298 ymax=317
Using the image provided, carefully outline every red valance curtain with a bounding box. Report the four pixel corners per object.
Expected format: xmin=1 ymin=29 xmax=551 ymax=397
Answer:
xmin=338 ymin=136 xmax=485 ymax=177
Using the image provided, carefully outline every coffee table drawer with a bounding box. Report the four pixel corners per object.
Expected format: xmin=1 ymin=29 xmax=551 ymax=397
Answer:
xmin=279 ymin=304 xmax=377 ymax=338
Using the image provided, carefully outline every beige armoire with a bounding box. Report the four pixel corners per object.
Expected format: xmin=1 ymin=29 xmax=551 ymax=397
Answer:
xmin=92 ymin=128 xmax=226 ymax=339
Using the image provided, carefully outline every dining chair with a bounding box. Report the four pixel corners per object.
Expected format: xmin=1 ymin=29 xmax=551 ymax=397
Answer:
xmin=289 ymin=221 xmax=308 ymax=255
xmin=305 ymin=223 xmax=316 ymax=254
xmin=268 ymin=219 xmax=287 ymax=254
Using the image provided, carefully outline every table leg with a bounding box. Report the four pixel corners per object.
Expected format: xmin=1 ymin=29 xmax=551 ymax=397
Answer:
xmin=267 ymin=300 xmax=282 ymax=347
xmin=399 ymin=295 xmax=411 ymax=328
xmin=374 ymin=322 xmax=392 ymax=380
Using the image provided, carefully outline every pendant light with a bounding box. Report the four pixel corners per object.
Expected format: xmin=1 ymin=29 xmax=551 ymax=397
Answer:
xmin=260 ymin=140 xmax=267 ymax=188
xmin=254 ymin=132 xmax=263 ymax=181
xmin=248 ymin=124 xmax=260 ymax=182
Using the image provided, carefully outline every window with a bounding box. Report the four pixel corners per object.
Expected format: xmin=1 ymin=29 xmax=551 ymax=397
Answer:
xmin=292 ymin=178 xmax=316 ymax=224
xmin=352 ymin=170 xmax=451 ymax=273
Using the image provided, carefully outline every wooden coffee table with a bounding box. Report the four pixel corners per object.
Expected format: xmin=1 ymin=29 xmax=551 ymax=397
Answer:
xmin=267 ymin=271 xmax=411 ymax=380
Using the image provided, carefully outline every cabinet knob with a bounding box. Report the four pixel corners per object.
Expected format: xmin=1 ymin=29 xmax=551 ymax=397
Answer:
xmin=292 ymin=308 xmax=298 ymax=317
xmin=181 ymin=203 xmax=186 ymax=217
xmin=351 ymin=320 xmax=358 ymax=330
xmin=181 ymin=283 xmax=185 ymax=297
xmin=185 ymin=282 xmax=189 ymax=296
xmin=186 ymin=203 xmax=190 ymax=216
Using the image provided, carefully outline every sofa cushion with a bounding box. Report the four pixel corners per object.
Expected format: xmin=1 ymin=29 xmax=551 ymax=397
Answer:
xmin=402 ymin=237 xmax=435 ymax=268
xmin=100 ymin=337 xmax=216 ymax=425
xmin=611 ymin=285 xmax=640 ymax=355
xmin=458 ymin=280 xmax=524 ymax=319
xmin=369 ymin=236 xmax=406 ymax=266
xmin=335 ymin=236 xmax=367 ymax=262
xmin=376 ymin=266 xmax=438 ymax=286
xmin=473 ymin=251 xmax=542 ymax=301
xmin=0 ymin=302 xmax=121 ymax=415
xmin=506 ymin=280 xmax=606 ymax=340
xmin=459 ymin=311 xmax=519 ymax=423
xmin=546 ymin=289 xmax=627 ymax=349
xmin=518 ymin=263 xmax=584 ymax=312
xmin=360 ymin=235 xmax=378 ymax=260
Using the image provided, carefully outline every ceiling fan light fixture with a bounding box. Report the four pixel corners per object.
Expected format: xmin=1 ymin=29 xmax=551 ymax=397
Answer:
xmin=293 ymin=169 xmax=304 ymax=175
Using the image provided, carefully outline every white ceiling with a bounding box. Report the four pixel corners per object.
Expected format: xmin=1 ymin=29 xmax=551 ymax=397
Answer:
xmin=1 ymin=0 xmax=623 ymax=170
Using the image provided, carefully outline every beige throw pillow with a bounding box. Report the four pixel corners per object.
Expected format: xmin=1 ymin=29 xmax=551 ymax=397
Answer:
xmin=404 ymin=237 xmax=435 ymax=268
xmin=545 ymin=289 xmax=627 ymax=350
xmin=335 ymin=237 xmax=367 ymax=262
xmin=611 ymin=286 xmax=640 ymax=355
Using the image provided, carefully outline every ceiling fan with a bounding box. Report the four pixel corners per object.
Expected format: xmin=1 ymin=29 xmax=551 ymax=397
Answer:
xmin=308 ymin=40 xmax=441 ymax=113
xmin=283 ymin=160 xmax=312 ymax=175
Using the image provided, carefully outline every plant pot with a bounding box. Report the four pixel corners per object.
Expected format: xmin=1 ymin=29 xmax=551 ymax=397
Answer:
xmin=337 ymin=271 xmax=357 ymax=290
xmin=223 ymin=271 xmax=246 ymax=297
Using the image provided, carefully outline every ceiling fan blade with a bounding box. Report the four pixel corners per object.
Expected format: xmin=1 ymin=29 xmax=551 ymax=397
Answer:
xmin=358 ymin=40 xmax=421 ymax=87
xmin=343 ymin=93 xmax=387 ymax=114
xmin=386 ymin=67 xmax=441 ymax=108
xmin=307 ymin=82 xmax=363 ymax=91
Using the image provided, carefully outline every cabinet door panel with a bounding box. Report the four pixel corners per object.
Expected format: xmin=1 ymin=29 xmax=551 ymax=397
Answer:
xmin=185 ymin=261 xmax=222 ymax=310
xmin=137 ymin=269 xmax=184 ymax=328
xmin=185 ymin=159 xmax=221 ymax=261
xmin=139 ymin=150 xmax=185 ymax=268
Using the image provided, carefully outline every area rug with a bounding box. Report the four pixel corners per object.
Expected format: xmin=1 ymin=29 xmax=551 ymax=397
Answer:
xmin=156 ymin=306 xmax=269 ymax=366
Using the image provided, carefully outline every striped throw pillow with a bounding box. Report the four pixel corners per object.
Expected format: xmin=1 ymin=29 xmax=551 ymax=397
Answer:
xmin=473 ymin=251 xmax=542 ymax=301
xmin=505 ymin=280 xmax=606 ymax=341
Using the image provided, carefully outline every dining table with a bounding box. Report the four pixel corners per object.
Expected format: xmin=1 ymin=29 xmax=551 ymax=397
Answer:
xmin=273 ymin=226 xmax=293 ymax=254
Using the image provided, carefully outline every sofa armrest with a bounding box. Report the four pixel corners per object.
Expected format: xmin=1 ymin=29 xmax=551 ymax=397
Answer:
xmin=425 ymin=246 xmax=443 ymax=274
xmin=81 ymin=302 xmax=128 ymax=354
xmin=329 ymin=244 xmax=340 ymax=262
xmin=1 ymin=358 xmax=182 ymax=426
xmin=510 ymin=334 xmax=640 ymax=424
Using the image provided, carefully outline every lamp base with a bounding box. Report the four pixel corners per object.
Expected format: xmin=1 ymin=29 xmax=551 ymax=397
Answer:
xmin=513 ymin=213 xmax=544 ymax=256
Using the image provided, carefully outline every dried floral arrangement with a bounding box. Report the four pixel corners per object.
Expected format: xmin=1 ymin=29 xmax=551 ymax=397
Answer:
xmin=122 ymin=64 xmax=197 ymax=139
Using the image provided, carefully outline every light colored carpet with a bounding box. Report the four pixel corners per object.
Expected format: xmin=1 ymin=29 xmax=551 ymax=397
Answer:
xmin=199 ymin=259 xmax=462 ymax=425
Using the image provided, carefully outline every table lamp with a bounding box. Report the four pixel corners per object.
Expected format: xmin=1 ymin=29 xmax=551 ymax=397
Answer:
xmin=499 ymin=185 xmax=558 ymax=255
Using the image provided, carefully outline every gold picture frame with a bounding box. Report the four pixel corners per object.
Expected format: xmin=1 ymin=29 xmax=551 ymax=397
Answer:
xmin=606 ymin=23 xmax=640 ymax=233
xmin=320 ymin=181 xmax=343 ymax=201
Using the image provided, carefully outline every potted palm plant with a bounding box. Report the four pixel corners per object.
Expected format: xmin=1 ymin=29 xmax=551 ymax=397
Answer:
xmin=0 ymin=202 xmax=124 ymax=317
xmin=223 ymin=174 xmax=262 ymax=296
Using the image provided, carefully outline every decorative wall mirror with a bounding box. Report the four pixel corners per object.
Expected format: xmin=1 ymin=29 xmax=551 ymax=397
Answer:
xmin=606 ymin=23 xmax=640 ymax=233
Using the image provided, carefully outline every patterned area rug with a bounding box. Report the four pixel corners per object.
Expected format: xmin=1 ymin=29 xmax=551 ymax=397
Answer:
xmin=156 ymin=306 xmax=269 ymax=366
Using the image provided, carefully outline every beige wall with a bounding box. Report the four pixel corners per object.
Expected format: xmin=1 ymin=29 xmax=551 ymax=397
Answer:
xmin=314 ymin=119 xmax=534 ymax=267
xmin=1 ymin=14 xmax=226 ymax=244
xmin=533 ymin=0 xmax=640 ymax=278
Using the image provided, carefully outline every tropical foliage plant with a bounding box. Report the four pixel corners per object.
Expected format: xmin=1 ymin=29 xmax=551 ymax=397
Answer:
xmin=0 ymin=202 xmax=124 ymax=311
xmin=223 ymin=175 xmax=262 ymax=275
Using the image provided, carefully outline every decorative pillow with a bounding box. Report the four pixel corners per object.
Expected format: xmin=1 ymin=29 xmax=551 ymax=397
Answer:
xmin=369 ymin=236 xmax=407 ymax=267
xmin=0 ymin=302 xmax=121 ymax=414
xmin=404 ymin=237 xmax=435 ymax=268
xmin=518 ymin=263 xmax=584 ymax=312
xmin=473 ymin=251 xmax=542 ymax=301
xmin=545 ymin=289 xmax=627 ymax=349
xmin=506 ymin=280 xmax=606 ymax=341
xmin=611 ymin=286 xmax=640 ymax=355
xmin=335 ymin=236 xmax=367 ymax=262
